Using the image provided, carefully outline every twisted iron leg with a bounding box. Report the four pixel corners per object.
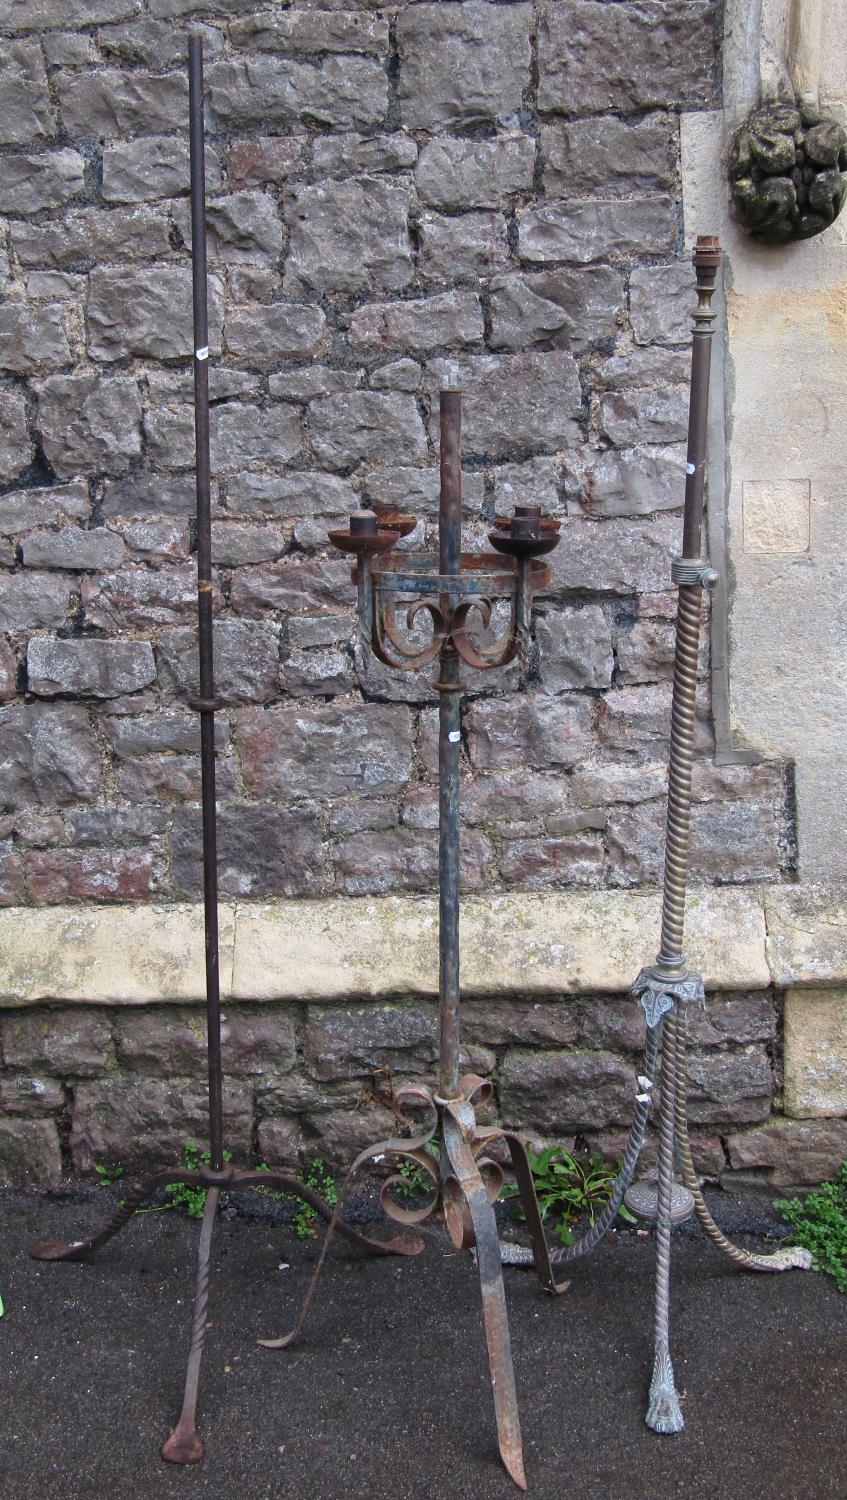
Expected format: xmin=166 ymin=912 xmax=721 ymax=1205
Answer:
xmin=161 ymin=1187 xmax=219 ymax=1464
xmin=498 ymin=1023 xmax=660 ymax=1273
xmin=646 ymin=1008 xmax=684 ymax=1434
xmin=672 ymin=1011 xmax=812 ymax=1274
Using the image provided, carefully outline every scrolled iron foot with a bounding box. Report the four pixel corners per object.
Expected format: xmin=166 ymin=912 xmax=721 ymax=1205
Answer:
xmin=645 ymin=1346 xmax=684 ymax=1435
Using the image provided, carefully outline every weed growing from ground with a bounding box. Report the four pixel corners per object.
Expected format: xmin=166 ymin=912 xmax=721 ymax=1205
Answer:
xmin=502 ymin=1145 xmax=635 ymax=1245
xmin=292 ymin=1157 xmax=337 ymax=1239
xmin=164 ymin=1140 xmax=232 ymax=1218
xmin=775 ymin=1161 xmax=847 ymax=1292
xmin=94 ymin=1163 xmax=124 ymax=1186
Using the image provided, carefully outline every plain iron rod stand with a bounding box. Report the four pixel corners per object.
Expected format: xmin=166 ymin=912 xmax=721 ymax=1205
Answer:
xmin=259 ymin=370 xmax=573 ymax=1491
xmin=29 ymin=36 xmax=423 ymax=1468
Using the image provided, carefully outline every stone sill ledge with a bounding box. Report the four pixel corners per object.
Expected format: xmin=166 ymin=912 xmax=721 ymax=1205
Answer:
xmin=0 ymin=883 xmax=843 ymax=1007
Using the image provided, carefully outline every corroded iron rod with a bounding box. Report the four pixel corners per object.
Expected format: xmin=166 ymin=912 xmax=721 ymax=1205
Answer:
xmin=188 ymin=33 xmax=224 ymax=1172
xmin=438 ymin=383 xmax=463 ymax=1099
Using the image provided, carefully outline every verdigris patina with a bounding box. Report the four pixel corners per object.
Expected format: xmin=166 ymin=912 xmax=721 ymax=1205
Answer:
xmin=728 ymin=100 xmax=847 ymax=242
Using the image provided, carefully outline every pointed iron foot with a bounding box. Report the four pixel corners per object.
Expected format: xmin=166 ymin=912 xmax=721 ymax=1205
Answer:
xmin=646 ymin=1347 xmax=684 ymax=1434
xmin=161 ymin=1421 xmax=204 ymax=1464
xmin=30 ymin=1239 xmax=93 ymax=1262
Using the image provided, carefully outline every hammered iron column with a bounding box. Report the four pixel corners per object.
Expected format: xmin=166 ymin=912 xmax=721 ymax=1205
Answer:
xmin=28 ymin=36 xmax=423 ymax=1469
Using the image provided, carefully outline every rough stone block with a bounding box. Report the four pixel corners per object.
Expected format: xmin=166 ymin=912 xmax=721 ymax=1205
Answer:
xmin=567 ymin=444 xmax=687 ymax=519
xmin=0 ymin=483 xmax=89 ymax=535
xmin=687 ymin=995 xmax=777 ymax=1047
xmin=225 ymin=472 xmax=356 ymax=520
xmin=102 ymin=135 xmax=222 ymax=203
xmin=683 ymin=1046 xmax=774 ymax=1125
xmin=156 ymin=620 xmax=282 ymax=705
xmin=0 ymin=40 xmax=53 ymax=146
xmin=784 ymin=988 xmax=847 ymax=1118
xmin=489 ymin=267 xmax=625 ymax=353
xmin=210 ymin=402 xmax=303 ymax=473
xmin=397 ymin=2 xmax=532 ymax=130
xmin=363 ymin=466 xmax=484 ymax=517
xmin=348 ymin=292 xmax=483 ymax=352
xmin=236 ymin=701 xmax=412 ymax=801
xmin=466 ymin=695 xmax=593 ymax=771
xmin=426 ymin=353 xmax=582 ymax=460
xmin=519 ymin=197 xmax=677 ymax=264
xmin=300 ymin=1104 xmax=397 ymax=1167
xmin=0 ymin=302 xmax=70 ymax=375
xmin=541 ymin=114 xmax=675 ymax=197
xmin=548 ymin=514 xmax=679 ymax=595
xmin=417 ymin=211 xmax=510 ymax=283
xmin=20 ymin=526 xmax=125 ymax=571
xmin=310 ymin=392 xmax=427 ymax=469
xmin=536 ymin=605 xmax=613 ymax=691
xmin=175 ymin=190 xmax=283 ymax=263
xmin=289 ymin=613 xmax=355 ymax=651
xmin=1 ymin=1009 xmax=113 ymax=1076
xmin=498 ymin=833 xmax=604 ymax=888
xmin=210 ymin=522 xmax=288 ymax=567
xmin=306 ymin=1001 xmax=438 ymax=1082
xmin=171 ymin=803 xmax=327 ymax=899
xmin=69 ymin=1077 xmax=251 ymax=1174
xmin=225 ymin=302 xmax=328 ymax=365
xmin=460 ymin=771 xmax=566 ymax=828
xmin=727 ymin=1117 xmax=847 ymax=1187
xmin=608 ymin=797 xmax=783 ymax=886
xmin=600 ymin=385 xmax=689 ymax=447
xmin=100 ymin=475 xmax=201 ymax=519
xmin=0 ymin=573 xmax=72 ymax=632
xmin=369 ymin=360 xmax=422 ymax=393
xmin=334 ymin=825 xmax=491 ymax=897
xmin=230 ymin=10 xmax=388 ymax=55
xmin=268 ymin=367 xmax=360 ymax=402
xmin=27 ymin=638 xmax=156 ymax=699
xmin=256 ymin=1115 xmax=302 ymax=1165
xmin=58 ymin=67 xmax=188 ymax=137
xmin=415 ymin=136 xmax=536 ymax=210
xmin=88 ymin=266 xmax=223 ymax=363
xmin=81 ymin=564 xmax=197 ymax=630
xmin=36 ymin=374 xmax=142 ymax=478
xmin=312 ymin=132 xmax=417 ymax=177
xmin=499 ymin=1048 xmax=638 ymax=1132
xmin=537 ymin=1 xmax=718 ymax=114
xmin=115 ymin=1007 xmax=297 ymax=1077
xmin=227 ymin=557 xmax=348 ymax=618
xmin=26 ymin=846 xmax=163 ymax=903
xmin=67 ymin=806 xmax=170 ymax=847
xmin=0 ymin=390 xmax=34 ymax=483
xmin=0 ymin=702 xmax=100 ymax=810
xmin=227 ymin=136 xmax=309 ymax=190
xmin=613 ymin=613 xmax=670 ymax=684
xmin=0 ymin=148 xmax=84 ymax=214
xmin=111 ymin=520 xmax=188 ymax=561
xmin=103 ymin=709 xmax=227 ymax=760
xmin=94 ymin=16 xmax=216 ymax=65
xmin=629 ymin=263 xmax=697 ymax=346
xmin=0 ymin=1074 xmax=63 ymax=1116
xmin=0 ymin=1117 xmax=61 ymax=1187
xmin=286 ymin=179 xmax=412 ymax=295
xmin=207 ymin=56 xmax=387 ymax=132
xmin=283 ymin=648 xmax=355 ymax=698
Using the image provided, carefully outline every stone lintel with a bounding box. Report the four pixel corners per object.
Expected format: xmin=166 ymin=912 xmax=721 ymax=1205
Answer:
xmin=0 ymin=886 xmax=769 ymax=1007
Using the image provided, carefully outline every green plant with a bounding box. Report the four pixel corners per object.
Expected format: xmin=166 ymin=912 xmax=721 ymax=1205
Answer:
xmin=94 ymin=1162 xmax=124 ymax=1186
xmin=502 ymin=1145 xmax=635 ymax=1246
xmin=775 ymin=1161 xmax=847 ymax=1293
xmin=164 ymin=1141 xmax=231 ymax=1219
xmin=393 ymin=1154 xmax=435 ymax=1200
xmin=293 ymin=1157 xmax=337 ymax=1239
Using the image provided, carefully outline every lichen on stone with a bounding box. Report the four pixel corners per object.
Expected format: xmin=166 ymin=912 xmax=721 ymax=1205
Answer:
xmin=728 ymin=100 xmax=847 ymax=243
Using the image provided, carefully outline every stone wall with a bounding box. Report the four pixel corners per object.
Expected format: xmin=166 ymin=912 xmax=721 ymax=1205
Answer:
xmin=0 ymin=0 xmax=793 ymax=908
xmin=3 ymin=1 xmax=841 ymax=1191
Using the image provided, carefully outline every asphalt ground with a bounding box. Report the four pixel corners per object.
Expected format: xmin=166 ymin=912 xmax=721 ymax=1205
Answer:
xmin=2 ymin=1184 xmax=845 ymax=1500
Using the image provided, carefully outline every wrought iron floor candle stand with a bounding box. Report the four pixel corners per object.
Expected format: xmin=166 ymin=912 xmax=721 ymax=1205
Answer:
xmin=259 ymin=372 xmax=574 ymax=1490
xmin=28 ymin=36 xmax=422 ymax=1468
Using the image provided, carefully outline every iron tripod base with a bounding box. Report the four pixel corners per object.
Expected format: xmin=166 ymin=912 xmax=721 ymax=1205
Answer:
xmin=30 ymin=1162 xmax=424 ymax=1464
xmin=257 ymin=1072 xmax=573 ymax=1491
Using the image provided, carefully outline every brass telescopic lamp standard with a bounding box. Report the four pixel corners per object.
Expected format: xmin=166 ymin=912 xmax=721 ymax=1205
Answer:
xmin=27 ymin=35 xmax=421 ymax=1470
xmin=621 ymin=236 xmax=812 ymax=1435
